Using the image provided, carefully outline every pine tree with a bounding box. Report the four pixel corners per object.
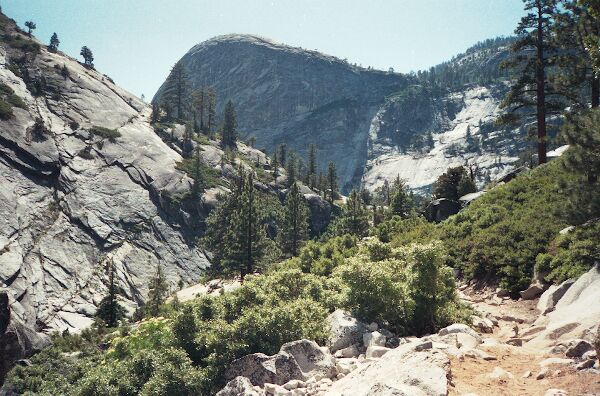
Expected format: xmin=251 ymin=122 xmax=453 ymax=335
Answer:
xmin=554 ymin=1 xmax=600 ymax=108
xmin=307 ymin=143 xmax=317 ymax=188
xmin=272 ymin=153 xmax=280 ymax=179
xmin=80 ymin=46 xmax=94 ymax=69
xmin=341 ymin=189 xmax=370 ymax=237
xmin=389 ymin=177 xmax=412 ymax=218
xmin=96 ymin=260 xmax=125 ymax=327
xmin=163 ymin=61 xmax=190 ymax=121
xmin=24 ymin=21 xmax=36 ymax=36
xmin=221 ymin=100 xmax=237 ymax=147
xmin=500 ymin=0 xmax=561 ymax=165
xmin=192 ymin=89 xmax=206 ymax=132
xmin=278 ymin=143 xmax=287 ymax=167
xmin=191 ymin=145 xmax=205 ymax=199
xmin=203 ymin=169 xmax=271 ymax=279
xmin=182 ymin=122 xmax=193 ymax=158
xmin=279 ymin=182 xmax=310 ymax=256
xmin=433 ymin=166 xmax=476 ymax=201
xmin=327 ymin=161 xmax=338 ymax=204
xmin=48 ymin=33 xmax=59 ymax=52
xmin=286 ymin=152 xmax=297 ymax=187
xmin=145 ymin=264 xmax=169 ymax=317
xmin=206 ymin=89 xmax=216 ymax=134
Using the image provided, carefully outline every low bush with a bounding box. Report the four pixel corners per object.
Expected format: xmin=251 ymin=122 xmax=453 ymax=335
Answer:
xmin=89 ymin=126 xmax=121 ymax=143
xmin=0 ymin=98 xmax=13 ymax=119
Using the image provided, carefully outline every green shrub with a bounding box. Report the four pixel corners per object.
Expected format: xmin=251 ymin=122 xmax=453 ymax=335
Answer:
xmin=535 ymin=221 xmax=600 ymax=283
xmin=89 ymin=126 xmax=122 ymax=143
xmin=7 ymin=93 xmax=26 ymax=109
xmin=295 ymin=234 xmax=358 ymax=276
xmin=0 ymin=82 xmax=14 ymax=95
xmin=0 ymin=98 xmax=13 ymax=119
xmin=337 ymin=241 xmax=469 ymax=336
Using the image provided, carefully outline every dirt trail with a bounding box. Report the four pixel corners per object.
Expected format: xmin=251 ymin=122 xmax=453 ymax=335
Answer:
xmin=448 ymin=287 xmax=600 ymax=396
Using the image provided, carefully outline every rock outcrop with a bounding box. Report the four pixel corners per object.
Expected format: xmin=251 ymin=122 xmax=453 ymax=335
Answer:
xmin=0 ymin=14 xmax=211 ymax=333
xmin=154 ymin=35 xmax=525 ymax=193
xmin=528 ymin=264 xmax=600 ymax=349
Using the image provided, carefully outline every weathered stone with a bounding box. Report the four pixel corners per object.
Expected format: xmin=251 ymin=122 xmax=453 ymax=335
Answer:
xmin=424 ymin=198 xmax=461 ymax=222
xmin=527 ymin=264 xmax=600 ymax=349
xmin=537 ymin=279 xmax=575 ymax=315
xmin=564 ymin=339 xmax=593 ymax=358
xmin=489 ymin=366 xmax=513 ymax=380
xmin=576 ymin=359 xmax=595 ymax=370
xmin=217 ymin=376 xmax=263 ymax=396
xmin=362 ymin=331 xmax=386 ymax=348
xmin=365 ymin=346 xmax=390 ymax=359
xmin=438 ymin=323 xmax=482 ymax=342
xmin=280 ymin=339 xmax=337 ymax=381
xmin=471 ymin=315 xmax=494 ymax=333
xmin=333 ymin=344 xmax=359 ymax=359
xmin=520 ymin=281 xmax=546 ymax=300
xmin=544 ymin=389 xmax=568 ymax=396
xmin=225 ymin=353 xmax=304 ymax=386
xmin=326 ymin=310 xmax=367 ymax=353
xmin=325 ymin=342 xmax=449 ymax=396
xmin=539 ymin=358 xmax=574 ymax=367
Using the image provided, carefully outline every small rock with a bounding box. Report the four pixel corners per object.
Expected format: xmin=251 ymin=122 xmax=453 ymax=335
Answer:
xmin=489 ymin=366 xmax=513 ymax=380
xmin=536 ymin=368 xmax=549 ymax=380
xmin=471 ymin=316 xmax=494 ymax=333
xmin=438 ymin=323 xmax=482 ymax=342
xmin=522 ymin=370 xmax=532 ymax=378
xmin=363 ymin=331 xmax=386 ymax=348
xmin=544 ymin=389 xmax=568 ymax=396
xmin=564 ymin=339 xmax=593 ymax=358
xmin=264 ymin=383 xmax=283 ymax=395
xmin=501 ymin=315 xmax=525 ymax=324
xmin=576 ymin=359 xmax=595 ymax=370
xmin=414 ymin=341 xmax=433 ymax=351
xmin=539 ymin=358 xmax=574 ymax=367
xmin=549 ymin=344 xmax=567 ymax=355
xmin=283 ymin=380 xmax=305 ymax=390
xmin=365 ymin=346 xmax=390 ymax=359
xmin=506 ymin=338 xmax=523 ymax=347
xmin=367 ymin=322 xmax=378 ymax=332
xmin=496 ymin=288 xmax=510 ymax=298
xmin=290 ymin=389 xmax=306 ymax=396
xmin=582 ymin=350 xmax=597 ymax=360
xmin=333 ymin=344 xmax=359 ymax=358
xmin=463 ymin=348 xmax=497 ymax=361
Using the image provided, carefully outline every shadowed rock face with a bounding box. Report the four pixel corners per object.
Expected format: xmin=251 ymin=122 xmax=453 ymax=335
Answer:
xmin=154 ymin=34 xmax=411 ymax=192
xmin=0 ymin=13 xmax=210 ymax=333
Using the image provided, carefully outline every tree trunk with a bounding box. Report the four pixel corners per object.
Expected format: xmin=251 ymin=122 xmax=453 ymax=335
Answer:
xmin=536 ymin=2 xmax=547 ymax=165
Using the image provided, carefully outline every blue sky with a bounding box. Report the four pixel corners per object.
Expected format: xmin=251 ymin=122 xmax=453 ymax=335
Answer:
xmin=2 ymin=0 xmax=524 ymax=98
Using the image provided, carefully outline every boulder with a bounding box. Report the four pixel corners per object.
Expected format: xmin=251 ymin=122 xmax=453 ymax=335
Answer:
xmin=489 ymin=366 xmax=513 ymax=380
xmin=537 ymin=279 xmax=575 ymax=314
xmin=280 ymin=340 xmax=337 ymax=381
xmin=438 ymin=323 xmax=482 ymax=342
xmin=326 ymin=310 xmax=368 ymax=353
xmin=225 ymin=353 xmax=304 ymax=386
xmin=217 ymin=376 xmax=263 ymax=396
xmin=365 ymin=346 xmax=390 ymax=359
xmin=325 ymin=342 xmax=449 ymax=396
xmin=471 ymin=316 xmax=494 ymax=333
xmin=424 ymin=198 xmax=461 ymax=223
xmin=564 ymin=339 xmax=593 ymax=358
xmin=304 ymin=194 xmax=332 ymax=236
xmin=362 ymin=331 xmax=386 ymax=348
xmin=458 ymin=191 xmax=487 ymax=207
xmin=333 ymin=344 xmax=359 ymax=359
xmin=576 ymin=359 xmax=595 ymax=370
xmin=520 ymin=281 xmax=546 ymax=300
xmin=527 ymin=264 xmax=600 ymax=349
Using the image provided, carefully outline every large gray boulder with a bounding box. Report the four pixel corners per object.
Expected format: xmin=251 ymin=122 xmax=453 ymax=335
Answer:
xmin=225 ymin=352 xmax=303 ymax=386
xmin=325 ymin=341 xmax=450 ymax=396
xmin=280 ymin=339 xmax=337 ymax=381
xmin=528 ymin=264 xmax=600 ymax=348
xmin=225 ymin=339 xmax=337 ymax=387
xmin=424 ymin=199 xmax=461 ymax=222
xmin=304 ymin=193 xmax=332 ymax=236
xmin=537 ymin=279 xmax=575 ymax=314
xmin=327 ymin=310 xmax=368 ymax=353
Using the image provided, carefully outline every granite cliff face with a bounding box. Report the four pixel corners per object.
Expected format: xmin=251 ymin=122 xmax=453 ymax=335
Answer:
xmin=154 ymin=34 xmax=412 ymax=191
xmin=156 ymin=35 xmax=524 ymax=193
xmin=0 ymin=14 xmax=209 ymax=333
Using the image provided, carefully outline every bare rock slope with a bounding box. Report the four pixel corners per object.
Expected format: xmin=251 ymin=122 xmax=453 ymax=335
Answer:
xmin=0 ymin=14 xmax=209 ymax=333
